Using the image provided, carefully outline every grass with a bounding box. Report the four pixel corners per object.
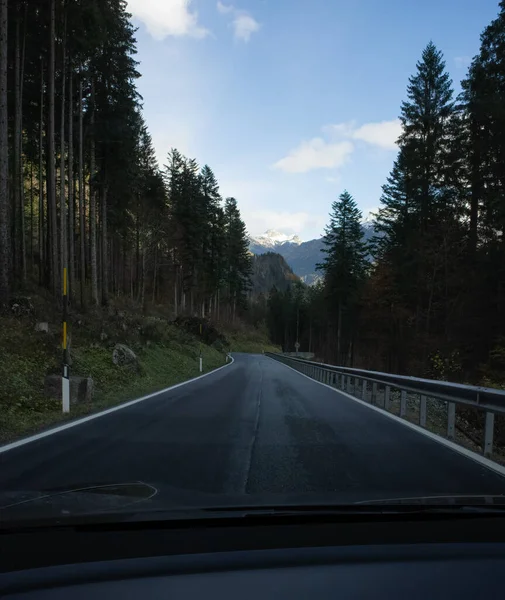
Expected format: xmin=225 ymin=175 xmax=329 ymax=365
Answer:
xmin=0 ymin=314 xmax=228 ymax=445
xmin=222 ymin=322 xmax=281 ymax=354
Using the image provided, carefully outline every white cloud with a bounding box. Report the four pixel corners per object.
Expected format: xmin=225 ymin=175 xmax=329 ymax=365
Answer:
xmin=233 ymin=14 xmax=260 ymax=41
xmin=217 ymin=2 xmax=260 ymax=42
xmin=126 ymin=0 xmax=209 ymax=40
xmin=217 ymin=1 xmax=234 ymax=14
xmin=273 ymin=138 xmax=354 ymax=174
xmin=274 ymin=119 xmax=401 ymax=174
xmin=351 ymin=119 xmax=402 ymax=150
xmin=454 ymin=56 xmax=471 ymax=69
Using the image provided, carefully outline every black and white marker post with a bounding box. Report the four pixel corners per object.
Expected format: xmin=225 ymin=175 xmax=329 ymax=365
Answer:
xmin=62 ymin=267 xmax=70 ymax=413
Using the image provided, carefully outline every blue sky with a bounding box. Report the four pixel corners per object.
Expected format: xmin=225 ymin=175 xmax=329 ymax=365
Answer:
xmin=126 ymin=0 xmax=501 ymax=240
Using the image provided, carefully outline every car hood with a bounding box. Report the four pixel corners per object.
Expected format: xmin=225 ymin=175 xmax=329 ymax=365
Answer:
xmin=1 ymin=483 xmax=505 ymax=523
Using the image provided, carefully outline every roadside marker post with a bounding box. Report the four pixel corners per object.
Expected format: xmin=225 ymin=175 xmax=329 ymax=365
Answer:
xmin=62 ymin=267 xmax=70 ymax=413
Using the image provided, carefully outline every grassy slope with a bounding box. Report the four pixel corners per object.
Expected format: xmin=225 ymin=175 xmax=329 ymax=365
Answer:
xmin=221 ymin=322 xmax=281 ymax=354
xmin=0 ymin=308 xmax=227 ymax=444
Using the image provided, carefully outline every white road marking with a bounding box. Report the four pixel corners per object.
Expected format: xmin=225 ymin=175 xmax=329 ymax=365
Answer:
xmin=0 ymin=357 xmax=235 ymax=455
xmin=267 ymin=357 xmax=505 ymax=479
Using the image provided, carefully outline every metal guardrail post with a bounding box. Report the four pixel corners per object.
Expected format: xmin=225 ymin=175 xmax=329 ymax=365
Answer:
xmin=447 ymin=402 xmax=456 ymax=440
xmin=400 ymin=390 xmax=407 ymax=417
xmin=347 ymin=376 xmax=352 ymax=393
xmin=384 ymin=385 xmax=390 ymax=410
xmin=362 ymin=380 xmax=368 ymax=402
xmin=372 ymin=382 xmax=378 ymax=405
xmin=484 ymin=412 xmax=494 ymax=457
xmin=420 ymin=395 xmax=427 ymax=428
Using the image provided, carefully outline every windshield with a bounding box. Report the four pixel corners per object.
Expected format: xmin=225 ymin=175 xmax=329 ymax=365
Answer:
xmin=1 ymin=0 xmax=505 ymax=525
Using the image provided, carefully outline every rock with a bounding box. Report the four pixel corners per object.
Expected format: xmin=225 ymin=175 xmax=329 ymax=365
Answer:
xmin=100 ymin=331 xmax=108 ymax=341
xmin=112 ymin=343 xmax=139 ymax=371
xmin=44 ymin=375 xmax=94 ymax=404
xmin=11 ymin=296 xmax=34 ymax=316
xmin=34 ymin=322 xmax=49 ymax=333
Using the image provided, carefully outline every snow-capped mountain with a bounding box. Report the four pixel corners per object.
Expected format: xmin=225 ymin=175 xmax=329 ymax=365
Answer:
xmin=249 ymin=229 xmax=303 ymax=249
xmin=249 ymin=223 xmax=377 ymax=286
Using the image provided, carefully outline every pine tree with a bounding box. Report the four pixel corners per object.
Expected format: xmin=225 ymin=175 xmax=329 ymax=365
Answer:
xmin=224 ymin=197 xmax=252 ymax=319
xmin=0 ymin=0 xmax=8 ymax=305
xmin=373 ymin=42 xmax=461 ymax=360
xmin=459 ymin=1 xmax=505 ymax=362
xmin=317 ymin=190 xmax=367 ymax=363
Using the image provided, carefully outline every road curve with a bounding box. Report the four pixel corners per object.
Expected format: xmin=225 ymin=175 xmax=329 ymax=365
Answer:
xmin=2 ymin=353 xmax=505 ymax=506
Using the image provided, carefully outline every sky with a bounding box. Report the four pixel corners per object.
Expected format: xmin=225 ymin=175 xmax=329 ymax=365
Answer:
xmin=125 ymin=0 xmax=501 ymax=241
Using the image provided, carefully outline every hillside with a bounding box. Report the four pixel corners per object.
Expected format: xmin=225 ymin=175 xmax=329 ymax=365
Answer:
xmin=250 ymin=253 xmax=300 ymax=296
xmin=0 ymin=287 xmax=278 ymax=444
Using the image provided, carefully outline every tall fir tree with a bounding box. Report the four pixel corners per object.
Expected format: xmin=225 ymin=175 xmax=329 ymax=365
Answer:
xmin=317 ymin=190 xmax=367 ymax=363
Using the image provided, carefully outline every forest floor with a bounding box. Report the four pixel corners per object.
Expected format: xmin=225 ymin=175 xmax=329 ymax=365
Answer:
xmin=0 ymin=284 xmax=278 ymax=445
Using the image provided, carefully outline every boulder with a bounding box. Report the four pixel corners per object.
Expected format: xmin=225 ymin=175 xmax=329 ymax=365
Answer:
xmin=34 ymin=322 xmax=49 ymax=333
xmin=112 ymin=343 xmax=139 ymax=371
xmin=10 ymin=296 xmax=34 ymax=316
xmin=44 ymin=375 xmax=94 ymax=404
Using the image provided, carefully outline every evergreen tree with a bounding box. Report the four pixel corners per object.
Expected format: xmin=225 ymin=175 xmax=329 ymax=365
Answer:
xmin=317 ymin=190 xmax=367 ymax=363
xmin=0 ymin=0 xmax=7 ymax=305
xmin=224 ymin=197 xmax=252 ymax=319
xmin=373 ymin=42 xmax=462 ymax=364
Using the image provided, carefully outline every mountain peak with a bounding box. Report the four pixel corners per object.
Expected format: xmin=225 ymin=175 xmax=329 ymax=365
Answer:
xmin=251 ymin=230 xmax=303 ymax=247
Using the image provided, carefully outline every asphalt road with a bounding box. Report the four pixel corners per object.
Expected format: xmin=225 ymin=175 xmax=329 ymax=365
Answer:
xmin=2 ymin=353 xmax=505 ymax=508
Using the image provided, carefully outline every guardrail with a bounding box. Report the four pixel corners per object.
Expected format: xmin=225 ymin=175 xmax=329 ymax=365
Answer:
xmin=265 ymin=353 xmax=505 ymax=458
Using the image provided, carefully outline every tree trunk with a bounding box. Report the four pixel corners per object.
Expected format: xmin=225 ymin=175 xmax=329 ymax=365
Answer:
xmin=67 ymin=58 xmax=74 ymax=300
xmin=0 ymin=0 xmax=8 ymax=304
xmin=13 ymin=14 xmax=21 ymax=278
xmin=59 ymin=10 xmax=67 ymax=283
xmin=101 ymin=184 xmax=108 ymax=305
xmin=78 ymin=72 xmax=85 ymax=307
xmin=135 ymin=195 xmax=140 ymax=300
xmin=89 ymin=79 xmax=98 ymax=305
xmin=140 ymin=248 xmax=146 ymax=309
xmin=337 ymin=301 xmax=342 ymax=364
xmin=19 ymin=1 xmax=26 ymax=281
xmin=152 ymin=244 xmax=157 ymax=304
xmin=48 ymin=0 xmax=58 ymax=295
xmin=30 ymin=160 xmax=33 ymax=272
xmin=469 ymin=118 xmax=481 ymax=256
xmin=174 ymin=266 xmax=178 ymax=316
xmin=38 ymin=57 xmax=44 ymax=285
xmin=12 ymin=10 xmax=26 ymax=281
